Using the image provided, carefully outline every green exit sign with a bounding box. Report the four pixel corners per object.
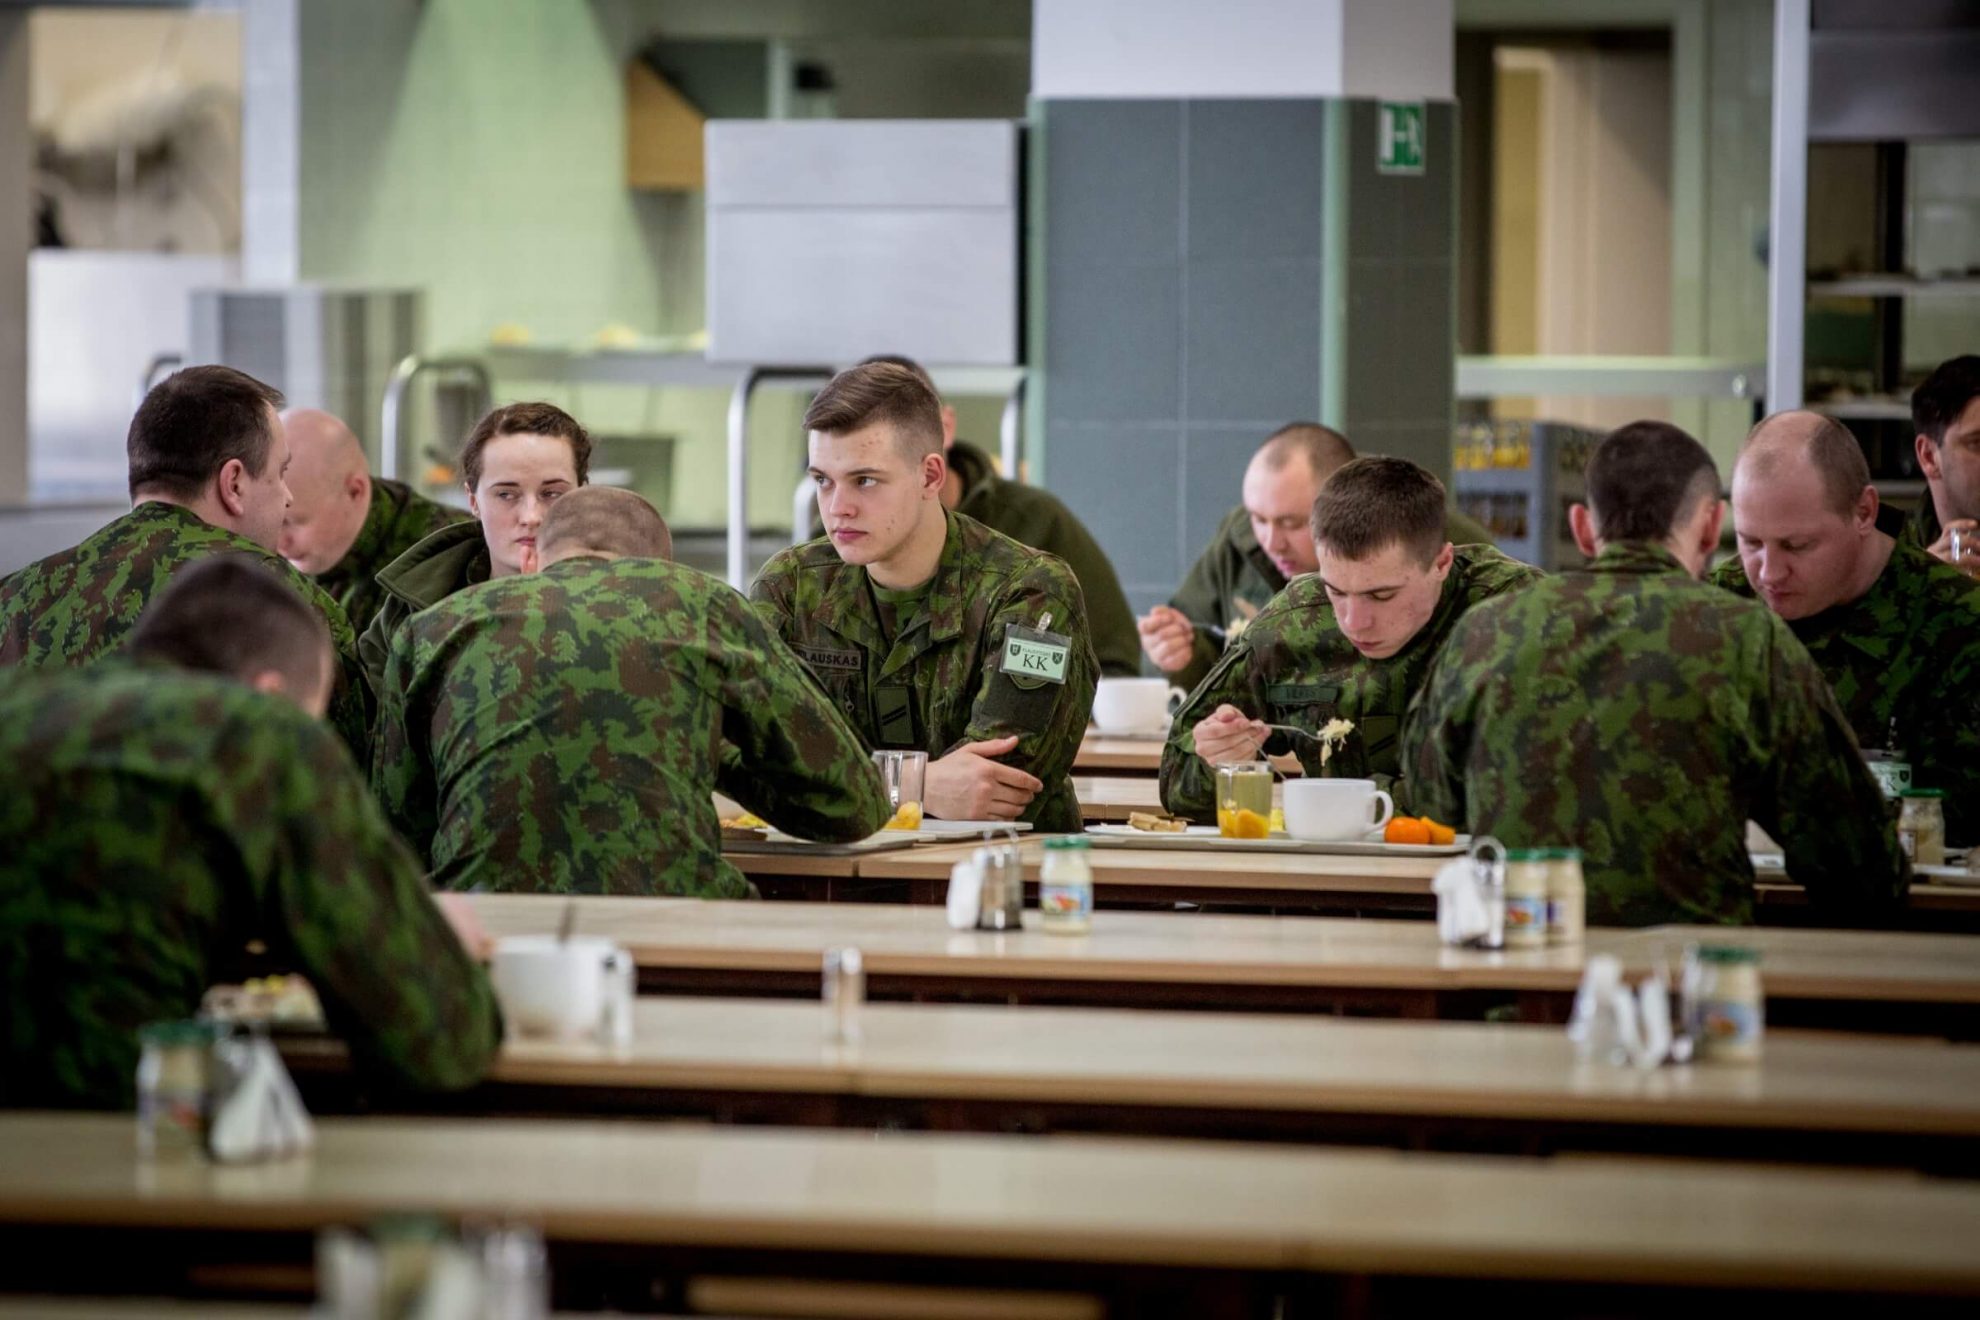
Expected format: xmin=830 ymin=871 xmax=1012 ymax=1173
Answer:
xmin=1377 ymin=102 xmax=1426 ymax=175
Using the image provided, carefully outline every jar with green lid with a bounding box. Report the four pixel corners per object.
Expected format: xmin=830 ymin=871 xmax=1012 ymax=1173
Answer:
xmin=1039 ymin=837 xmax=1093 ymax=935
xmin=1692 ymin=946 xmax=1764 ymax=1063
xmin=1502 ymin=849 xmax=1550 ymax=948
xmin=1898 ymin=789 xmax=1946 ymax=867
xmin=136 ymin=1019 xmax=218 ymax=1158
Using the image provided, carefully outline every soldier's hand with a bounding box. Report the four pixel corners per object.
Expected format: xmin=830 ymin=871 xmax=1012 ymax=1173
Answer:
xmin=519 ymin=543 xmax=541 ymax=574
xmin=926 ymin=736 xmax=1043 ymax=821
xmin=1138 ymin=605 xmax=1195 ymax=674
xmin=1927 ymin=519 xmax=1980 ymax=577
xmin=1192 ymin=703 xmax=1268 ymax=764
xmin=434 ymin=892 xmax=494 ymax=961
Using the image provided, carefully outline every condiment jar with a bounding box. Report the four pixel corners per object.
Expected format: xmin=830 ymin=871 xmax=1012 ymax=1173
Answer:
xmin=1039 ymin=837 xmax=1094 ymax=935
xmin=1501 ymin=849 xmax=1550 ymax=948
xmin=1691 ymin=946 xmax=1764 ymax=1063
xmin=1898 ymin=789 xmax=1947 ymax=867
xmin=136 ymin=1019 xmax=218 ymax=1159
xmin=1544 ymin=848 xmax=1585 ymax=945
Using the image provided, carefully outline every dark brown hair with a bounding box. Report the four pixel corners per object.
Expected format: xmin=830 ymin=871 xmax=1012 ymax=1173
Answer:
xmin=1587 ymin=421 xmax=1720 ymax=543
xmin=461 ymin=402 xmax=592 ymax=491
xmin=539 ymin=486 xmax=672 ymax=561
xmin=129 ymin=555 xmax=330 ymax=697
xmin=804 ymin=362 xmax=943 ymax=458
xmin=1914 ymin=355 xmax=1980 ymax=446
xmin=1310 ymin=456 xmax=1448 ymax=566
xmin=126 ymin=365 xmax=285 ymax=501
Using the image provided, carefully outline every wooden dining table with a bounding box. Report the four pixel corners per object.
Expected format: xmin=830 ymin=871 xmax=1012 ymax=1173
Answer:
xmin=4 ymin=1113 xmax=1978 ymax=1310
xmin=286 ymin=994 xmax=1980 ymax=1170
xmin=466 ymin=894 xmax=1980 ymax=1035
xmin=1071 ymin=733 xmax=1165 ymax=774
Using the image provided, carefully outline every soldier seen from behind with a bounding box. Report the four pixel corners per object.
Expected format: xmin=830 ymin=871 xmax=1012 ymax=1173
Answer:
xmin=0 ymin=556 xmax=501 ymax=1109
xmin=373 ymin=487 xmax=891 ymax=897
xmin=751 ymin=362 xmax=1099 ymax=831
xmin=0 ymin=365 xmax=370 ymax=756
xmin=1407 ymin=421 xmax=1909 ymax=926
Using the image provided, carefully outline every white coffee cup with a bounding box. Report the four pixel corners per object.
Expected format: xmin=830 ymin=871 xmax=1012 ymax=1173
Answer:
xmin=490 ymin=935 xmax=630 ymax=1041
xmin=1091 ymin=677 xmax=1186 ymax=734
xmin=1282 ymin=778 xmax=1396 ymax=842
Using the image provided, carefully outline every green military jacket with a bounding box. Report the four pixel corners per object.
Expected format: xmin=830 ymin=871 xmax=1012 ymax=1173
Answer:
xmin=949 ymin=441 xmax=1140 ymax=678
xmin=751 ymin=511 xmax=1099 ymax=833
xmin=1410 ymin=543 xmax=1910 ymax=927
xmin=0 ymin=500 xmax=371 ymax=758
xmin=359 ymin=518 xmax=490 ymax=699
xmin=316 ymin=477 xmax=470 ymax=633
xmin=1166 ymin=503 xmax=1500 ymax=691
xmin=374 ymin=555 xmax=892 ymax=897
xmin=1710 ymin=533 xmax=1980 ymax=844
xmin=0 ymin=661 xmax=500 ymax=1109
xmin=1161 ymin=544 xmax=1540 ymax=821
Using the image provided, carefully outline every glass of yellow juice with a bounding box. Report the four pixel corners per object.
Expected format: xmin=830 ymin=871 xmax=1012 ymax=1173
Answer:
xmin=1215 ymin=762 xmax=1274 ymax=839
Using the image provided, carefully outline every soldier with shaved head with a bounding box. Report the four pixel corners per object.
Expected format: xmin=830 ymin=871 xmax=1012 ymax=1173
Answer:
xmin=1710 ymin=409 xmax=1980 ymax=843
xmin=278 ymin=408 xmax=468 ymax=631
xmin=373 ymin=486 xmax=889 ymax=897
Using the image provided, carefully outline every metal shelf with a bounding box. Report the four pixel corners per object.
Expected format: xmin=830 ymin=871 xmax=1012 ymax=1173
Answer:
xmin=1454 ymin=355 xmax=1764 ymax=401
xmin=1816 ymin=399 xmax=1913 ymax=421
xmin=1808 ymin=276 xmax=1980 ymax=299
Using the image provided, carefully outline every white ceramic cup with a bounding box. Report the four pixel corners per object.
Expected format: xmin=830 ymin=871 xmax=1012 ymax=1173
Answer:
xmin=1282 ymin=778 xmax=1396 ymax=842
xmin=1091 ymin=677 xmax=1186 ymax=734
xmin=490 ymin=935 xmax=626 ymax=1041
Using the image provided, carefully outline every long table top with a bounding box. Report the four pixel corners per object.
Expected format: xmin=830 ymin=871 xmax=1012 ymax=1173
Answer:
xmin=1071 ymin=736 xmax=1163 ymax=774
xmin=423 ymin=996 xmax=1980 ymax=1142
xmin=5 ymin=1113 xmax=1978 ymax=1294
xmin=467 ymin=895 xmax=1980 ymax=1010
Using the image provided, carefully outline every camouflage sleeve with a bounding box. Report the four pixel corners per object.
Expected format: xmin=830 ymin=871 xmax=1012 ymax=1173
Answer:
xmin=1160 ymin=636 xmax=1257 ymax=822
xmin=1910 ymin=641 xmax=1980 ymax=846
xmin=368 ymin=624 xmax=439 ymax=870
xmin=1398 ymin=633 xmax=1473 ymax=830
xmin=1165 ymin=543 xmax=1230 ymax=692
xmin=1753 ymin=620 xmax=1911 ymax=919
xmin=232 ymin=708 xmax=500 ymax=1093
xmin=286 ymin=570 xmax=374 ymax=767
xmin=746 ymin=562 xmax=799 ymax=641
xmin=956 ymin=560 xmax=1099 ymax=805
xmin=710 ymin=590 xmax=891 ymax=841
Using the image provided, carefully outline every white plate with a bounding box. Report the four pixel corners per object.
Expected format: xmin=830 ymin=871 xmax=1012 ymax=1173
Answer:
xmin=1086 ymin=727 xmax=1170 ymax=742
xmin=765 ymin=820 xmax=1032 ymax=845
xmin=1085 ymin=823 xmax=1469 ymax=857
xmin=1915 ymin=863 xmax=1980 ymax=886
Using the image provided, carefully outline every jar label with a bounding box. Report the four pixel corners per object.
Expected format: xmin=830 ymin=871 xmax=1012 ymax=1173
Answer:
xmin=1699 ymin=999 xmax=1762 ymax=1050
xmin=1505 ymin=895 xmax=1547 ymax=931
xmin=1040 ymin=881 xmax=1091 ymax=920
xmin=1898 ymin=828 xmax=1916 ymax=861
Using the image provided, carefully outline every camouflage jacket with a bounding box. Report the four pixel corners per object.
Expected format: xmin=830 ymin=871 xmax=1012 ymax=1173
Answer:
xmin=1411 ymin=543 xmax=1909 ymax=926
xmin=1167 ymin=503 xmax=1501 ymax=691
xmin=0 ymin=500 xmax=371 ymax=758
xmin=1162 ymin=544 xmax=1540 ymax=821
xmin=950 ymin=442 xmax=1140 ymax=679
xmin=374 ymin=555 xmax=892 ymax=897
xmin=316 ymin=478 xmax=470 ymax=633
xmin=0 ymin=660 xmax=500 ymax=1109
xmin=1710 ymin=534 xmax=1980 ymax=844
xmin=751 ymin=511 xmax=1099 ymax=833
xmin=359 ymin=518 xmax=490 ymax=699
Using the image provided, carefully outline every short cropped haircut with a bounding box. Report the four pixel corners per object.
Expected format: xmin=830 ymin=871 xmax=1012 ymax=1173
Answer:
xmin=128 ymin=555 xmax=330 ymax=695
xmin=1310 ymin=456 xmax=1448 ymax=566
xmin=127 ymin=365 xmax=286 ymax=501
xmin=1741 ymin=411 xmax=1870 ymax=517
xmin=1259 ymin=422 xmax=1355 ymax=478
xmin=461 ymin=402 xmax=592 ymax=492
xmin=539 ymin=486 xmax=672 ymax=561
xmin=1914 ymin=356 xmax=1980 ymax=446
xmin=858 ymin=353 xmax=940 ymax=399
xmin=1585 ymin=421 xmax=1720 ymax=543
xmin=804 ymin=362 xmax=943 ymax=459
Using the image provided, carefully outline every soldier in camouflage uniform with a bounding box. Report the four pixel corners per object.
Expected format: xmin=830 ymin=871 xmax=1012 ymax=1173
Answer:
xmin=1163 ymin=457 xmax=1537 ymax=820
xmin=1709 ymin=409 xmax=1980 ymax=844
xmin=1903 ymin=355 xmax=1980 ymax=575
xmin=862 ymin=355 xmax=1141 ymax=679
xmin=360 ymin=401 xmax=591 ymax=697
xmin=374 ymin=488 xmax=891 ymax=897
xmin=0 ymin=557 xmax=501 ymax=1109
xmin=1409 ymin=422 xmax=1907 ymax=927
xmin=753 ymin=362 xmax=1098 ymax=832
xmin=277 ymin=407 xmax=470 ymax=631
xmin=1140 ymin=424 xmax=1499 ymax=691
xmin=0 ymin=366 xmax=370 ymax=757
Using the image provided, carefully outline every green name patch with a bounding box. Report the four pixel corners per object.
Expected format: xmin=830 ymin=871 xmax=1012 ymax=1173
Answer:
xmin=1269 ymin=683 xmax=1340 ymax=706
xmin=1000 ymin=625 xmax=1070 ymax=687
xmin=800 ymin=647 xmax=863 ymax=674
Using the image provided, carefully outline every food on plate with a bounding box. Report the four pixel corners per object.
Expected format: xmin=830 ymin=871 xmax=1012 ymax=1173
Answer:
xmin=721 ymin=810 xmax=768 ymax=829
xmin=1127 ymin=810 xmax=1187 ymax=833
xmin=1383 ymin=815 xmax=1456 ymax=846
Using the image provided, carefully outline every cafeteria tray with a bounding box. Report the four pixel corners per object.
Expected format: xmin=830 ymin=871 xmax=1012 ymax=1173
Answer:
xmin=1083 ymin=824 xmax=1467 ymax=858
